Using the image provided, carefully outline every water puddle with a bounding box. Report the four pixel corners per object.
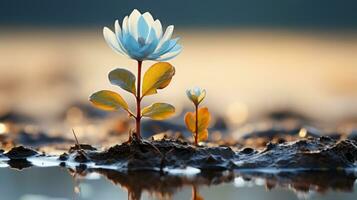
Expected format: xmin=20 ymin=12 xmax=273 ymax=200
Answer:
xmin=1 ymin=166 xmax=357 ymax=200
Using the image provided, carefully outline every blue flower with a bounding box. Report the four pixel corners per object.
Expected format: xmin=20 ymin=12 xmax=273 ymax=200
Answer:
xmin=103 ymin=9 xmax=182 ymax=61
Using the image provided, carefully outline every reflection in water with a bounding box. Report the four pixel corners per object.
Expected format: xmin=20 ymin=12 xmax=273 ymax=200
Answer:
xmin=1 ymin=167 xmax=357 ymax=200
xmin=71 ymin=173 xmax=81 ymax=200
xmin=73 ymin=169 xmax=234 ymax=200
xmin=237 ymin=170 xmax=357 ymax=193
xmin=70 ymin=168 xmax=357 ymax=200
xmin=7 ymin=159 xmax=33 ymax=170
xmin=192 ymin=186 xmax=204 ymax=200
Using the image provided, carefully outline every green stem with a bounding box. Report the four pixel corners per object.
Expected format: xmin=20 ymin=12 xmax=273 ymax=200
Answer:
xmin=135 ymin=60 xmax=142 ymax=138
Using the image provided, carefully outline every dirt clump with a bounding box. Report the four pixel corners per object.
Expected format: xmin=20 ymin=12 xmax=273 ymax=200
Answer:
xmin=5 ymin=146 xmax=39 ymax=159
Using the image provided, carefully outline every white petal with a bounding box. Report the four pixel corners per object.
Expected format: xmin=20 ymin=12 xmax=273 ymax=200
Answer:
xmin=152 ymin=20 xmax=163 ymax=39
xmin=155 ymin=25 xmax=174 ymax=51
xmin=103 ymin=27 xmax=125 ymax=55
xmin=114 ymin=20 xmax=128 ymax=53
xmin=114 ymin=20 xmax=121 ymax=37
xmin=128 ymin=9 xmax=141 ymax=40
xmin=122 ymin=16 xmax=129 ymax=35
xmin=142 ymin=12 xmax=154 ymax=26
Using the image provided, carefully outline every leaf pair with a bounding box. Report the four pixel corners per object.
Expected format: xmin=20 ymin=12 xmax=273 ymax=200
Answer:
xmin=90 ymin=93 xmax=175 ymax=120
xmin=89 ymin=62 xmax=175 ymax=120
xmin=108 ymin=62 xmax=175 ymax=97
xmin=184 ymin=107 xmax=211 ymax=142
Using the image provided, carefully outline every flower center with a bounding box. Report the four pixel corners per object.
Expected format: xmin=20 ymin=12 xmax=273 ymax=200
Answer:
xmin=138 ymin=37 xmax=146 ymax=47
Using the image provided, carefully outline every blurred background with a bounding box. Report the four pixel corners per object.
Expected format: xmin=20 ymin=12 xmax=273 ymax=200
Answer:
xmin=1 ymin=0 xmax=357 ymax=142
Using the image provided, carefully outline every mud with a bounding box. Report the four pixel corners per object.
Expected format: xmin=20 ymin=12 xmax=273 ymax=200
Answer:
xmin=2 ymin=136 xmax=357 ymax=171
xmin=80 ymin=136 xmax=356 ymax=170
xmin=83 ymin=135 xmax=237 ymax=171
xmin=2 ymin=135 xmax=357 ymax=200
xmin=4 ymin=146 xmax=39 ymax=159
xmin=237 ymin=137 xmax=357 ymax=169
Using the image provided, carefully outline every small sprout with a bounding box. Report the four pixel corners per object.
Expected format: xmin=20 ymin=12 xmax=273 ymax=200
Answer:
xmin=90 ymin=9 xmax=181 ymax=139
xmin=185 ymin=87 xmax=211 ymax=145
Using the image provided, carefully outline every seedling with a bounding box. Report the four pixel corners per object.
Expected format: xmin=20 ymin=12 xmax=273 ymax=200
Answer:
xmin=89 ymin=9 xmax=182 ymax=139
xmin=185 ymin=87 xmax=211 ymax=145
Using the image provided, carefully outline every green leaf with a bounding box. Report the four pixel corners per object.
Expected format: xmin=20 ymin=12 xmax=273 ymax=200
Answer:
xmin=142 ymin=62 xmax=175 ymax=97
xmin=141 ymin=103 xmax=175 ymax=120
xmin=89 ymin=90 xmax=129 ymax=112
xmin=108 ymin=68 xmax=136 ymax=95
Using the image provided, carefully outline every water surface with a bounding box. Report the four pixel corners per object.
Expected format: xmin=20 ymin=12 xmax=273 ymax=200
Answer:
xmin=1 ymin=167 xmax=357 ymax=200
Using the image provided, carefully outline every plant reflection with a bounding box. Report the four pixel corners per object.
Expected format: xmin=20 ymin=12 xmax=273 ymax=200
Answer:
xmin=192 ymin=185 xmax=204 ymax=200
xmin=69 ymin=168 xmax=357 ymax=200
xmin=69 ymin=169 xmax=233 ymax=200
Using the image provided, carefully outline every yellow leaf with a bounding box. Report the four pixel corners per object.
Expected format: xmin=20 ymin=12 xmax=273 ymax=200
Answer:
xmin=184 ymin=112 xmax=196 ymax=133
xmin=185 ymin=107 xmax=211 ymax=142
xmin=141 ymin=103 xmax=175 ymax=120
xmin=142 ymin=62 xmax=175 ymax=97
xmin=109 ymin=68 xmax=136 ymax=95
xmin=89 ymin=90 xmax=129 ymax=112
xmin=197 ymin=107 xmax=210 ymax=132
xmin=197 ymin=129 xmax=208 ymax=142
xmin=184 ymin=107 xmax=211 ymax=133
xmin=157 ymin=78 xmax=172 ymax=89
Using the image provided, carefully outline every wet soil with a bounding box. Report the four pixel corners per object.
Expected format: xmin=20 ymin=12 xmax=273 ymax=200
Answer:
xmin=5 ymin=146 xmax=39 ymax=159
xmin=2 ymin=135 xmax=357 ymax=200
xmin=237 ymin=136 xmax=357 ymax=169
xmin=83 ymin=135 xmax=237 ymax=171
xmin=3 ymin=135 xmax=356 ymax=171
